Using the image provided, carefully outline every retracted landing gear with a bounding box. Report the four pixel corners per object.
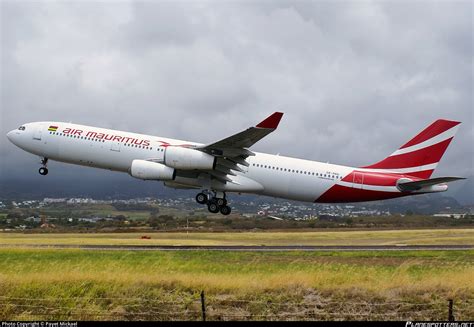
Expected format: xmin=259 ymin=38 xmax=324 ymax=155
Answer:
xmin=195 ymin=191 xmax=231 ymax=215
xmin=39 ymin=158 xmax=49 ymax=176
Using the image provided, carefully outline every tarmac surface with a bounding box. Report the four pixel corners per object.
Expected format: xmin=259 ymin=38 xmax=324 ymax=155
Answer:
xmin=1 ymin=244 xmax=473 ymax=251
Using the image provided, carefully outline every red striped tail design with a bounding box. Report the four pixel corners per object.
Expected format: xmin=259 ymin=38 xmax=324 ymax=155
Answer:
xmin=362 ymin=119 xmax=461 ymax=179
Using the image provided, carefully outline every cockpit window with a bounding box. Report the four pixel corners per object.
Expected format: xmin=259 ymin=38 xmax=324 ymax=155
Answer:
xmin=18 ymin=126 xmax=26 ymax=131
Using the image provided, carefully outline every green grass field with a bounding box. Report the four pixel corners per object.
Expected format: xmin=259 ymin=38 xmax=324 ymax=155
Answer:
xmin=1 ymin=230 xmax=473 ymax=320
xmin=1 ymin=228 xmax=473 ymax=246
xmin=0 ymin=248 xmax=472 ymax=320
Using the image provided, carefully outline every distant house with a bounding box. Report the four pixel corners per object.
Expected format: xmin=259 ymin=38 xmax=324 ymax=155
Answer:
xmin=433 ymin=213 xmax=467 ymax=219
xmin=318 ymin=214 xmax=343 ymax=221
xmin=25 ymin=216 xmax=42 ymax=223
xmin=43 ymin=198 xmax=67 ymax=203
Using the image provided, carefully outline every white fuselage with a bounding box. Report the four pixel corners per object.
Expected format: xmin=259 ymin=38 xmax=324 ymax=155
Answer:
xmin=7 ymin=121 xmax=358 ymax=202
xmin=10 ymin=120 xmax=452 ymax=205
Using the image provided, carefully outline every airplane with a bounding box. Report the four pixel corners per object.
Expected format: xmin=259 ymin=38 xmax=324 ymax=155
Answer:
xmin=6 ymin=113 xmax=465 ymax=215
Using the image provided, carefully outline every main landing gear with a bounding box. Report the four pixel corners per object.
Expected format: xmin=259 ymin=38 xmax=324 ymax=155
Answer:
xmin=39 ymin=157 xmax=48 ymax=176
xmin=195 ymin=191 xmax=231 ymax=215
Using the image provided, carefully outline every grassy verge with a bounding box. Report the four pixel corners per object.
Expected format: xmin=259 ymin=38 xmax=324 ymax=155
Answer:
xmin=0 ymin=249 xmax=472 ymax=320
xmin=1 ymin=229 xmax=474 ymax=246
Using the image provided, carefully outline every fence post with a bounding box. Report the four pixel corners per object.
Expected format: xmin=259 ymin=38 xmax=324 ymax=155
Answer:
xmin=201 ymin=290 xmax=206 ymax=321
xmin=448 ymin=299 xmax=455 ymax=321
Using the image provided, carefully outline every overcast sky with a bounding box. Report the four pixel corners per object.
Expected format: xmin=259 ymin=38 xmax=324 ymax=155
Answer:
xmin=1 ymin=1 xmax=472 ymax=183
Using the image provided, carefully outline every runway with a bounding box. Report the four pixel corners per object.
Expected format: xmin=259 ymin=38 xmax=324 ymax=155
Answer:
xmin=1 ymin=244 xmax=473 ymax=251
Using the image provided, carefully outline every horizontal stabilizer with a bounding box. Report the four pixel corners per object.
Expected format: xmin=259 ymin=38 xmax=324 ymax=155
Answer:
xmin=397 ymin=177 xmax=466 ymax=192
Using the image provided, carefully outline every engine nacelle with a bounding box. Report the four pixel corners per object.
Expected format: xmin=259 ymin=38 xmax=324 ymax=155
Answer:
xmin=130 ymin=160 xmax=175 ymax=180
xmin=164 ymin=146 xmax=216 ymax=170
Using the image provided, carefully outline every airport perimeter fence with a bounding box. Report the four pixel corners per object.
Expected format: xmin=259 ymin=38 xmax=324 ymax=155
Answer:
xmin=0 ymin=292 xmax=472 ymax=321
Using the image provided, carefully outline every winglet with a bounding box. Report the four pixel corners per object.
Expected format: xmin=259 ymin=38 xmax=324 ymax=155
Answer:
xmin=256 ymin=112 xmax=284 ymax=129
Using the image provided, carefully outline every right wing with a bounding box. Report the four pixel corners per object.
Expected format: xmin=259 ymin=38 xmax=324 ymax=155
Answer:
xmin=194 ymin=112 xmax=284 ymax=183
xmin=196 ymin=112 xmax=284 ymax=157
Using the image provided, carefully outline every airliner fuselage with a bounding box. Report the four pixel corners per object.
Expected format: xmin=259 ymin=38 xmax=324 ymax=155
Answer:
xmin=6 ymin=114 xmax=463 ymax=215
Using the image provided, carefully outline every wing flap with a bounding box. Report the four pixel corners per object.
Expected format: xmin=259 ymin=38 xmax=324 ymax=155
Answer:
xmin=207 ymin=170 xmax=234 ymax=183
xmin=228 ymin=156 xmax=250 ymax=167
xmin=216 ymin=158 xmax=245 ymax=172
xmin=215 ymin=164 xmax=237 ymax=176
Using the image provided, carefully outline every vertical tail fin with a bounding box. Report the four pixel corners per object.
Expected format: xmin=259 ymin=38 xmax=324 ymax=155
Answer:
xmin=362 ymin=119 xmax=461 ymax=179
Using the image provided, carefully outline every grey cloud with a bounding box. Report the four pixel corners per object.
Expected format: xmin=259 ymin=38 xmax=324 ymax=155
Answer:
xmin=1 ymin=1 xmax=472 ymax=182
xmin=120 ymin=2 xmax=202 ymax=49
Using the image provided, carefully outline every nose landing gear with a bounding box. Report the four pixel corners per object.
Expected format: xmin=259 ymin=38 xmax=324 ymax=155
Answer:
xmin=39 ymin=158 xmax=48 ymax=176
xmin=195 ymin=191 xmax=232 ymax=215
xmin=39 ymin=167 xmax=48 ymax=175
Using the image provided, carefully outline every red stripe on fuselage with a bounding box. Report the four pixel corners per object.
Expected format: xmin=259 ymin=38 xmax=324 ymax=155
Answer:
xmin=316 ymin=184 xmax=407 ymax=203
xmin=400 ymin=120 xmax=459 ymax=149
xmin=320 ymin=170 xmax=427 ymax=202
xmin=403 ymin=170 xmax=434 ymax=179
xmin=342 ymin=171 xmax=425 ymax=186
xmin=342 ymin=171 xmax=410 ymax=186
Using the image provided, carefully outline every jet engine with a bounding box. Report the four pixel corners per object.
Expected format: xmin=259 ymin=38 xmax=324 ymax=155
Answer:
xmin=164 ymin=146 xmax=216 ymax=170
xmin=130 ymin=160 xmax=175 ymax=180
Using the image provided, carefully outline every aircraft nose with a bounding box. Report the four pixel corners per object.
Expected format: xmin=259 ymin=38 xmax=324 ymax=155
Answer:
xmin=6 ymin=130 xmax=17 ymax=143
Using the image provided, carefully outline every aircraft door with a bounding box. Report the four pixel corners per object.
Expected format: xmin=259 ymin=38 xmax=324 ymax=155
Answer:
xmin=352 ymin=172 xmax=364 ymax=189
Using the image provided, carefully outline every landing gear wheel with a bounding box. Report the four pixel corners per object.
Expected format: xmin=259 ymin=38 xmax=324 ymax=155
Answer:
xmin=207 ymin=202 xmax=219 ymax=213
xmin=220 ymin=205 xmax=231 ymax=216
xmin=216 ymin=198 xmax=227 ymax=206
xmin=196 ymin=193 xmax=208 ymax=204
xmin=39 ymin=167 xmax=48 ymax=176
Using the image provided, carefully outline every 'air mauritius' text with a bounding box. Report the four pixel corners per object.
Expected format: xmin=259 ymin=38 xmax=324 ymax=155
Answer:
xmin=62 ymin=128 xmax=151 ymax=147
